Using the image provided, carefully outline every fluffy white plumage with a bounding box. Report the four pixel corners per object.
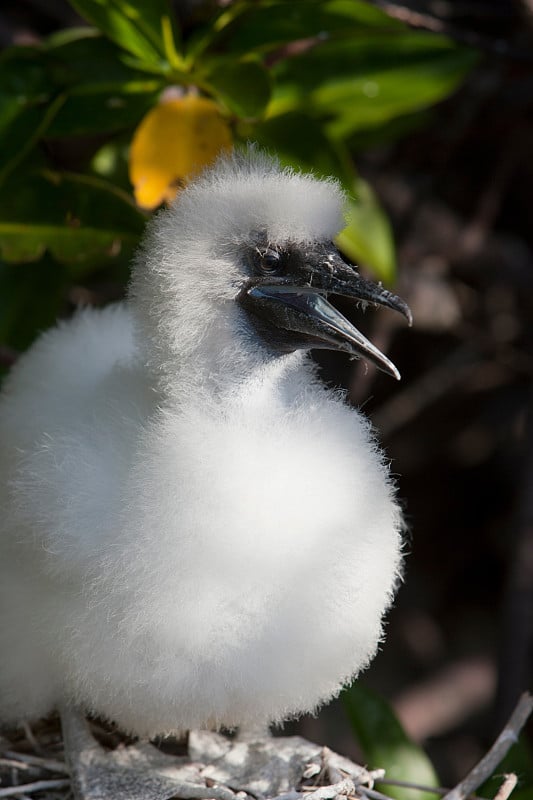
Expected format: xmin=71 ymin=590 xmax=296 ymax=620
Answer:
xmin=0 ymin=150 xmax=403 ymax=738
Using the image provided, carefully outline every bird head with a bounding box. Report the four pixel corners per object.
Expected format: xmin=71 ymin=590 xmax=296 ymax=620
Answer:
xmin=236 ymin=235 xmax=412 ymax=380
xmin=130 ymin=148 xmax=411 ymax=384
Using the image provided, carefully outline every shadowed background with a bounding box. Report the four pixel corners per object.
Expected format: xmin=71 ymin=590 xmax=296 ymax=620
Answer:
xmin=0 ymin=0 xmax=532 ymax=789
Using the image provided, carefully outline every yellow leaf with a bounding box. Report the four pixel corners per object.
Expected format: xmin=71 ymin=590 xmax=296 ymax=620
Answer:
xmin=129 ymin=94 xmax=233 ymax=210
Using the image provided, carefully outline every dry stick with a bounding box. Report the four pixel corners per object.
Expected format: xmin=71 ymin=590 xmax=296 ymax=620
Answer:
xmin=0 ymin=778 xmax=70 ymax=798
xmin=0 ymin=759 xmax=32 ymax=771
xmin=378 ymin=779 xmax=448 ymax=795
xmin=362 ymin=787 xmax=400 ymax=800
xmin=493 ymin=775 xmax=518 ymax=800
xmin=1 ymin=750 xmax=68 ymax=774
xmin=377 ymin=779 xmax=493 ymax=800
xmin=20 ymin=725 xmax=42 ymax=758
xmin=442 ymin=693 xmax=533 ymax=800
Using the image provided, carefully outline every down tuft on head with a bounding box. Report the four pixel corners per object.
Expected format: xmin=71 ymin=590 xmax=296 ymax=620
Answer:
xmin=164 ymin=145 xmax=346 ymax=247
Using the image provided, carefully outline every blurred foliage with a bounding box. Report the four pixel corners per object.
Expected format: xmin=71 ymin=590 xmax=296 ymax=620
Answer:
xmin=343 ymin=683 xmax=440 ymax=800
xmin=0 ymin=0 xmax=478 ymax=363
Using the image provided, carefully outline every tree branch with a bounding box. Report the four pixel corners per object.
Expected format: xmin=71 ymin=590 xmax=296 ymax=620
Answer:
xmin=441 ymin=693 xmax=533 ymax=800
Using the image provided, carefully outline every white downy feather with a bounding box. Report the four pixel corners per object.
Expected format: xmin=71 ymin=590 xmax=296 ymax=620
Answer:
xmin=0 ymin=150 xmax=403 ymax=737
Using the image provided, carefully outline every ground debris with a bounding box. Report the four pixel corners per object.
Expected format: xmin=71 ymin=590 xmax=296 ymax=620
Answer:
xmin=0 ymin=694 xmax=530 ymax=800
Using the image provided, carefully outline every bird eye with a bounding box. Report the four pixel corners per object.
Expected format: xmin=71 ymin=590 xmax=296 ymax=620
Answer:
xmin=258 ymin=248 xmax=282 ymax=274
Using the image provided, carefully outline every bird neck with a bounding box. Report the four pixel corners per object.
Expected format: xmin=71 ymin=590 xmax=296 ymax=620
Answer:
xmin=131 ymin=300 xmax=307 ymax=408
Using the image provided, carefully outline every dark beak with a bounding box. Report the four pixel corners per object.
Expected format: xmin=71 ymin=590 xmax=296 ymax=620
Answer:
xmin=239 ymin=243 xmax=412 ymax=380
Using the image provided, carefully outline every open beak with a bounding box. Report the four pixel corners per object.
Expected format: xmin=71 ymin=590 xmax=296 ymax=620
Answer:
xmin=239 ymin=243 xmax=412 ymax=380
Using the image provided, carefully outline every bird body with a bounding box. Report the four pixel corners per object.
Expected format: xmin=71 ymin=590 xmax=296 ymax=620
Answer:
xmin=0 ymin=151 xmax=405 ymax=738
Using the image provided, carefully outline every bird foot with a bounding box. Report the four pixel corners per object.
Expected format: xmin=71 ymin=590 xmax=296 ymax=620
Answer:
xmin=60 ymin=706 xmax=375 ymax=800
xmin=60 ymin=706 xmax=236 ymax=800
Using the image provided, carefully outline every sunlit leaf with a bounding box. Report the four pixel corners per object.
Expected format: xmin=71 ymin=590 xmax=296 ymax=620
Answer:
xmin=270 ymin=34 xmax=477 ymax=136
xmin=0 ymin=171 xmax=145 ymax=266
xmin=45 ymin=27 xmax=150 ymax=83
xmin=336 ymin=177 xmax=396 ymax=284
xmin=129 ymin=93 xmax=233 ymax=209
xmin=343 ymin=684 xmax=440 ymax=800
xmin=68 ymin=0 xmax=180 ymax=67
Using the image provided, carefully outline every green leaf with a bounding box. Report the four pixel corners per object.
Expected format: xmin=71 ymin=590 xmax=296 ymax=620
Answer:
xmin=67 ymin=0 xmax=180 ymax=67
xmin=347 ymin=108 xmax=434 ymax=153
xmin=270 ymin=34 xmax=477 ymax=137
xmin=248 ymin=110 xmax=352 ymax=186
xmin=336 ymin=177 xmax=396 ymax=284
xmin=0 ymin=45 xmax=52 ymax=100
xmin=202 ymin=56 xmax=271 ymax=119
xmin=0 ymin=170 xmax=145 ymax=267
xmin=44 ymin=30 xmax=164 ymax=136
xmin=0 ymin=47 xmax=63 ymax=180
xmin=215 ymin=0 xmax=401 ymax=55
xmin=46 ymin=82 xmax=161 ymax=137
xmin=0 ymin=95 xmax=65 ymax=184
xmin=45 ymin=28 xmax=156 ymax=84
xmin=343 ymin=683 xmax=440 ymax=800
xmin=0 ymin=35 xmax=161 ymax=154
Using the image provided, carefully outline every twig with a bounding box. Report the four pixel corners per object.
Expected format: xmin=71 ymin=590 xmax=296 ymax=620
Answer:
xmin=362 ymin=787 xmax=399 ymax=800
xmin=20 ymin=724 xmax=42 ymax=757
xmin=0 ymin=759 xmax=32 ymax=771
xmin=306 ymin=779 xmax=356 ymax=800
xmin=377 ymin=779 xmax=490 ymax=800
xmin=1 ymin=750 xmax=68 ymax=774
xmin=0 ymin=779 xmax=70 ymax=798
xmin=493 ymin=775 xmax=518 ymax=800
xmin=441 ymin=693 xmax=533 ymax=800
xmin=377 ymin=778 xmax=448 ymax=795
xmin=265 ymin=34 xmax=328 ymax=67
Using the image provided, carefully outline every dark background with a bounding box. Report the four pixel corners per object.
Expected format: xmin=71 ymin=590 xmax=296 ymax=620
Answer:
xmin=1 ymin=0 xmax=532 ymax=787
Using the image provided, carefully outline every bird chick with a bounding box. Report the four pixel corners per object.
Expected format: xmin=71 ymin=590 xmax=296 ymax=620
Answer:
xmin=0 ymin=149 xmax=409 ymax=739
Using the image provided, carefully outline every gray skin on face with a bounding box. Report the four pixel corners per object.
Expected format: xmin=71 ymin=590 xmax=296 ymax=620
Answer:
xmin=238 ymin=238 xmax=412 ymax=380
